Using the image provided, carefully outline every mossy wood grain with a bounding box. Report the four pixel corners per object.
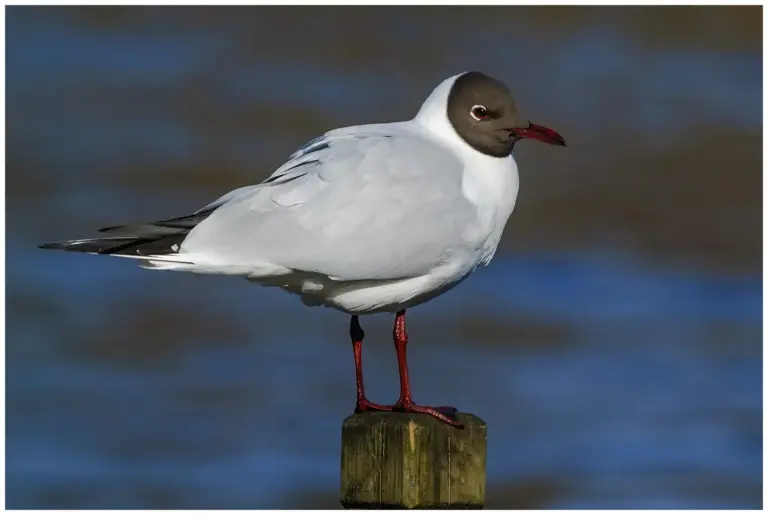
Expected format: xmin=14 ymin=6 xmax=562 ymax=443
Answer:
xmin=340 ymin=412 xmax=486 ymax=509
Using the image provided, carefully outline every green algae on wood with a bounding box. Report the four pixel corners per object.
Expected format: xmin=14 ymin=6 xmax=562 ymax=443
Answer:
xmin=340 ymin=412 xmax=487 ymax=509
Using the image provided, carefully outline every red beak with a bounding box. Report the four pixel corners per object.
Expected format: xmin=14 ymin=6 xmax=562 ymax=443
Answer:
xmin=509 ymin=122 xmax=566 ymax=146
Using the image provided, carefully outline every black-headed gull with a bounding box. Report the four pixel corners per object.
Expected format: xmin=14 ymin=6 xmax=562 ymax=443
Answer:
xmin=40 ymin=71 xmax=566 ymax=428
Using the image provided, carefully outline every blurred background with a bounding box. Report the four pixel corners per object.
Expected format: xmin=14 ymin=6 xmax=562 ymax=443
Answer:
xmin=6 ymin=5 xmax=762 ymax=509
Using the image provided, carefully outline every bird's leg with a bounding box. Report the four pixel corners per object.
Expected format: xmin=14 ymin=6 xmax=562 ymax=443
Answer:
xmin=350 ymin=315 xmax=392 ymax=413
xmin=392 ymin=310 xmax=463 ymax=428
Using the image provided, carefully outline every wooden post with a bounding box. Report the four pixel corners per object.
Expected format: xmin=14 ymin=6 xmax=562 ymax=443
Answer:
xmin=340 ymin=412 xmax=487 ymax=509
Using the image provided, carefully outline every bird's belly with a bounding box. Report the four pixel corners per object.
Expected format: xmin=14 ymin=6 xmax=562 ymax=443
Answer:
xmin=326 ymin=275 xmax=468 ymax=314
xmin=264 ymin=260 xmax=473 ymax=314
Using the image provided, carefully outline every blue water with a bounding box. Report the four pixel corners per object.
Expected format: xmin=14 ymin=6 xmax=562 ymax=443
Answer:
xmin=6 ymin=6 xmax=762 ymax=509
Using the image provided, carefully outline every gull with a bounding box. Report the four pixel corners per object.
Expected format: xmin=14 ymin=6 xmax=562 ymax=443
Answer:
xmin=40 ymin=71 xmax=566 ymax=428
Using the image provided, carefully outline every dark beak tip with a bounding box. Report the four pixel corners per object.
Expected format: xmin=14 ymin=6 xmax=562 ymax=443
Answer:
xmin=515 ymin=122 xmax=566 ymax=147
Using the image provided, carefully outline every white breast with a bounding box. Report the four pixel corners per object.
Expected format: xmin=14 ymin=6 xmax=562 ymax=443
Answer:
xmin=413 ymin=99 xmax=521 ymax=268
xmin=462 ymin=153 xmax=520 ymax=265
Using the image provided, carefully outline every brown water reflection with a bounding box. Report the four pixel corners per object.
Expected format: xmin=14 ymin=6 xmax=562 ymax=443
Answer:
xmin=11 ymin=7 xmax=761 ymax=273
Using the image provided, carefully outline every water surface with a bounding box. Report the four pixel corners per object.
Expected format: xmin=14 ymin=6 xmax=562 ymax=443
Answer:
xmin=6 ymin=6 xmax=761 ymax=509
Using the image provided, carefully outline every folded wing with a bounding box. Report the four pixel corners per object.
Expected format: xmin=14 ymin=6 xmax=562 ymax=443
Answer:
xmin=181 ymin=126 xmax=479 ymax=281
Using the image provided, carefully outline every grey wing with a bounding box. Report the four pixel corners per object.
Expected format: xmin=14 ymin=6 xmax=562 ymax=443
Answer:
xmin=181 ymin=129 xmax=479 ymax=281
xmin=184 ymin=128 xmax=373 ymax=217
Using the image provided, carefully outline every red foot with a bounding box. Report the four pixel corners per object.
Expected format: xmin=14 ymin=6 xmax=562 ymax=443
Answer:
xmin=394 ymin=402 xmax=464 ymax=429
xmin=357 ymin=399 xmax=463 ymax=428
xmin=355 ymin=398 xmax=393 ymax=413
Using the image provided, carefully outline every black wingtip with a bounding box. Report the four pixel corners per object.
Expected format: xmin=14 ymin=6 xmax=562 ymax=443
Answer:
xmin=38 ymin=242 xmax=66 ymax=250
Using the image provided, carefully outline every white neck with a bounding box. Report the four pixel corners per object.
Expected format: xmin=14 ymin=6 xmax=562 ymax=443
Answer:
xmin=413 ymin=73 xmax=520 ymax=263
xmin=412 ymin=73 xmax=478 ymax=161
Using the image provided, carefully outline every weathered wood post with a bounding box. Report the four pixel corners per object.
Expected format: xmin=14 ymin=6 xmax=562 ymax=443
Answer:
xmin=340 ymin=412 xmax=487 ymax=509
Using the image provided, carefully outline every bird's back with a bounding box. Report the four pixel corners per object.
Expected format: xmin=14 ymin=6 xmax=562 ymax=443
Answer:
xmin=179 ymin=123 xmax=484 ymax=283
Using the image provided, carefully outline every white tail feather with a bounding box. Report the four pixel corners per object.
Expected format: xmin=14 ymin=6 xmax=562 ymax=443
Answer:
xmin=84 ymin=252 xmax=196 ymax=264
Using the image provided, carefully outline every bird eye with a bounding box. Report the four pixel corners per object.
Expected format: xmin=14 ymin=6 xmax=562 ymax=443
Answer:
xmin=470 ymin=105 xmax=489 ymax=121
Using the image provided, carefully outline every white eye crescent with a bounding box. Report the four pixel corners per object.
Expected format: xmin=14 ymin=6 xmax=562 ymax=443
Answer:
xmin=470 ymin=105 xmax=489 ymax=121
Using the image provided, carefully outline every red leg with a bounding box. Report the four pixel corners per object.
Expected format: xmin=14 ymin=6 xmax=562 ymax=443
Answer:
xmin=350 ymin=316 xmax=392 ymax=413
xmin=392 ymin=310 xmax=463 ymax=428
